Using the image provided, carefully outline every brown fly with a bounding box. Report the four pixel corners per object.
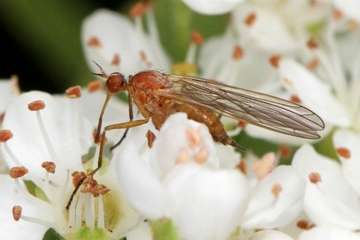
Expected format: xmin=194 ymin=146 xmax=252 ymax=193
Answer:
xmin=65 ymin=62 xmax=324 ymax=210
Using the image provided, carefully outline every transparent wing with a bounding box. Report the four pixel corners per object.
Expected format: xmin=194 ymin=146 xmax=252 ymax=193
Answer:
xmin=157 ymin=75 xmax=325 ymax=139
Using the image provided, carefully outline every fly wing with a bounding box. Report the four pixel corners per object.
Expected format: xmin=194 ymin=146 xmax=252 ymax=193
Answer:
xmin=157 ymin=75 xmax=324 ymax=139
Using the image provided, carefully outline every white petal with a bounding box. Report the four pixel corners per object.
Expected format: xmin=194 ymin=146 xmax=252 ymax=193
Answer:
xmin=243 ymin=166 xmax=305 ymax=229
xmin=0 ymin=76 xmax=20 ymax=114
xmin=0 ymin=175 xmax=52 ymax=240
xmin=115 ymin=123 xmax=166 ymax=219
xmin=1 ymin=91 xmax=93 ymax=185
xmin=250 ymin=229 xmax=294 ymax=240
xmin=292 ymin=144 xmax=360 ymax=229
xmin=333 ymin=129 xmax=360 ymax=196
xmin=279 ymin=58 xmax=350 ymax=127
xmin=151 ymin=113 xmax=220 ymax=176
xmin=182 ymin=0 xmax=244 ymax=15
xmin=333 ymin=0 xmax=360 ymax=23
xmin=164 ymin=162 xmax=249 ymax=240
xmin=125 ymin=221 xmax=152 ymax=240
xmin=233 ymin=5 xmax=297 ymax=53
xmin=299 ymin=226 xmax=360 ymax=240
xmin=82 ymin=9 xmax=170 ymax=77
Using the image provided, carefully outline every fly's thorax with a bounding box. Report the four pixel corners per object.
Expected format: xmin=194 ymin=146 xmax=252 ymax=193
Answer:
xmin=128 ymin=70 xmax=175 ymax=120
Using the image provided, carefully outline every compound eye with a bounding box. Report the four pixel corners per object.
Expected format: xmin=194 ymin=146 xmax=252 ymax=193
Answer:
xmin=106 ymin=73 xmax=126 ymax=94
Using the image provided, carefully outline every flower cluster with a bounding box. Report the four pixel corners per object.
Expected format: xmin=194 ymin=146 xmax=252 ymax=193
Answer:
xmin=1 ymin=0 xmax=360 ymax=239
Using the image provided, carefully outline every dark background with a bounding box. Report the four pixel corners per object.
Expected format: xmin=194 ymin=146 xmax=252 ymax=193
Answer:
xmin=0 ymin=0 xmax=132 ymax=94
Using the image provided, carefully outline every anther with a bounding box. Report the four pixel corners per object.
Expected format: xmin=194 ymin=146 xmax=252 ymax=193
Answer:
xmin=332 ymin=10 xmax=343 ymax=21
xmin=87 ymin=80 xmax=103 ymax=93
xmin=28 ymin=100 xmax=45 ymax=111
xmin=269 ymin=55 xmax=281 ymax=68
xmin=309 ymin=172 xmax=321 ymax=184
xmin=279 ymin=145 xmax=292 ymax=159
xmin=71 ymin=171 xmax=87 ymax=187
xmin=12 ymin=205 xmax=22 ymax=221
xmin=194 ymin=147 xmax=209 ymax=164
xmin=307 ymin=58 xmax=319 ymax=71
xmin=41 ymin=161 xmax=56 ymax=174
xmin=297 ymin=219 xmax=316 ymax=230
xmin=290 ymin=95 xmax=301 ymax=104
xmin=271 ymin=183 xmax=282 ymax=197
xmin=87 ymin=37 xmax=102 ymax=47
xmin=176 ymin=148 xmax=190 ymax=164
xmin=191 ymin=31 xmax=204 ymax=45
xmin=244 ymin=12 xmax=257 ymax=26
xmin=307 ymin=37 xmax=318 ymax=49
xmin=130 ymin=2 xmax=149 ymax=18
xmin=252 ymin=152 xmax=275 ymax=180
xmin=232 ymin=45 xmax=244 ymax=60
xmin=66 ymin=85 xmax=81 ymax=99
xmin=238 ymin=120 xmax=247 ymax=129
xmin=237 ymin=158 xmax=247 ymax=175
xmin=0 ymin=129 xmax=13 ymax=142
xmin=186 ymin=127 xmax=202 ymax=149
xmin=10 ymin=166 xmax=28 ymax=178
xmin=336 ymin=147 xmax=351 ymax=159
xmin=146 ymin=130 xmax=156 ymax=148
xmin=111 ymin=53 xmax=120 ymax=66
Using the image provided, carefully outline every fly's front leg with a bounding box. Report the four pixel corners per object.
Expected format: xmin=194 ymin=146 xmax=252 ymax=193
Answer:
xmin=89 ymin=116 xmax=150 ymax=177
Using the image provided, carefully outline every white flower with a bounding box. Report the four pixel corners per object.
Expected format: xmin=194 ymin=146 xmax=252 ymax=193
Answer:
xmin=0 ymin=75 xmax=20 ymax=117
xmin=250 ymin=229 xmax=294 ymax=240
xmin=182 ymin=0 xmax=244 ymax=15
xmin=114 ymin=113 xmax=248 ymax=240
xmin=0 ymin=91 xmax=144 ymax=239
xmin=82 ymin=7 xmax=170 ymax=77
xmin=292 ymin=142 xmax=360 ymax=232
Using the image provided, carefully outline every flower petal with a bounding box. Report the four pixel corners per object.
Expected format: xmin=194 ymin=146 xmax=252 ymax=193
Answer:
xmin=292 ymin=144 xmax=360 ymax=230
xmin=182 ymin=0 xmax=244 ymax=15
xmin=164 ymin=162 xmax=249 ymax=240
xmin=333 ymin=129 xmax=360 ymax=196
xmin=1 ymin=91 xmax=93 ymax=185
xmin=0 ymin=175 xmax=52 ymax=240
xmin=250 ymin=229 xmax=294 ymax=240
xmin=243 ymin=165 xmax=305 ymax=229
xmin=299 ymin=226 xmax=360 ymax=240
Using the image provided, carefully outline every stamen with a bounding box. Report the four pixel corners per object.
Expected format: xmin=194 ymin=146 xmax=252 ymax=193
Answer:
xmin=85 ymin=194 xmax=95 ymax=228
xmin=290 ymin=95 xmax=301 ymax=104
xmin=297 ymin=219 xmax=316 ymax=230
xmin=146 ymin=130 xmax=156 ymax=148
xmin=269 ymin=55 xmax=281 ymax=68
xmin=186 ymin=127 xmax=202 ymax=149
xmin=332 ymin=9 xmax=343 ymax=21
xmin=87 ymin=80 xmax=103 ymax=93
xmin=72 ymin=171 xmax=87 ymax=187
xmin=97 ymin=195 xmax=105 ymax=228
xmin=194 ymin=147 xmax=209 ymax=164
xmin=65 ymin=86 xmax=82 ymax=99
xmin=0 ymin=129 xmax=13 ymax=142
xmin=12 ymin=205 xmax=22 ymax=221
xmin=75 ymin=193 xmax=85 ymax=228
xmin=237 ymin=158 xmax=247 ymax=175
xmin=191 ymin=31 xmax=204 ymax=45
xmin=139 ymin=51 xmax=153 ymax=68
xmin=176 ymin=148 xmax=190 ymax=164
xmin=307 ymin=57 xmax=319 ymax=71
xmin=307 ymin=37 xmax=318 ymax=49
xmin=244 ymin=12 xmax=256 ymax=26
xmin=29 ymin=101 xmax=61 ymax=164
xmin=271 ymin=183 xmax=282 ymax=197
xmin=232 ymin=45 xmax=244 ymax=60
xmin=238 ymin=120 xmax=247 ymax=129
xmin=278 ymin=145 xmax=292 ymax=159
xmin=252 ymin=152 xmax=275 ymax=180
xmin=309 ymin=172 xmax=321 ymax=184
xmin=9 ymin=166 xmax=28 ymax=178
xmin=41 ymin=161 xmax=56 ymax=174
xmin=111 ymin=53 xmax=120 ymax=66
xmin=130 ymin=2 xmax=148 ymax=18
xmin=336 ymin=147 xmax=351 ymax=159
xmin=28 ymin=100 xmax=45 ymax=111
xmin=87 ymin=37 xmax=102 ymax=48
